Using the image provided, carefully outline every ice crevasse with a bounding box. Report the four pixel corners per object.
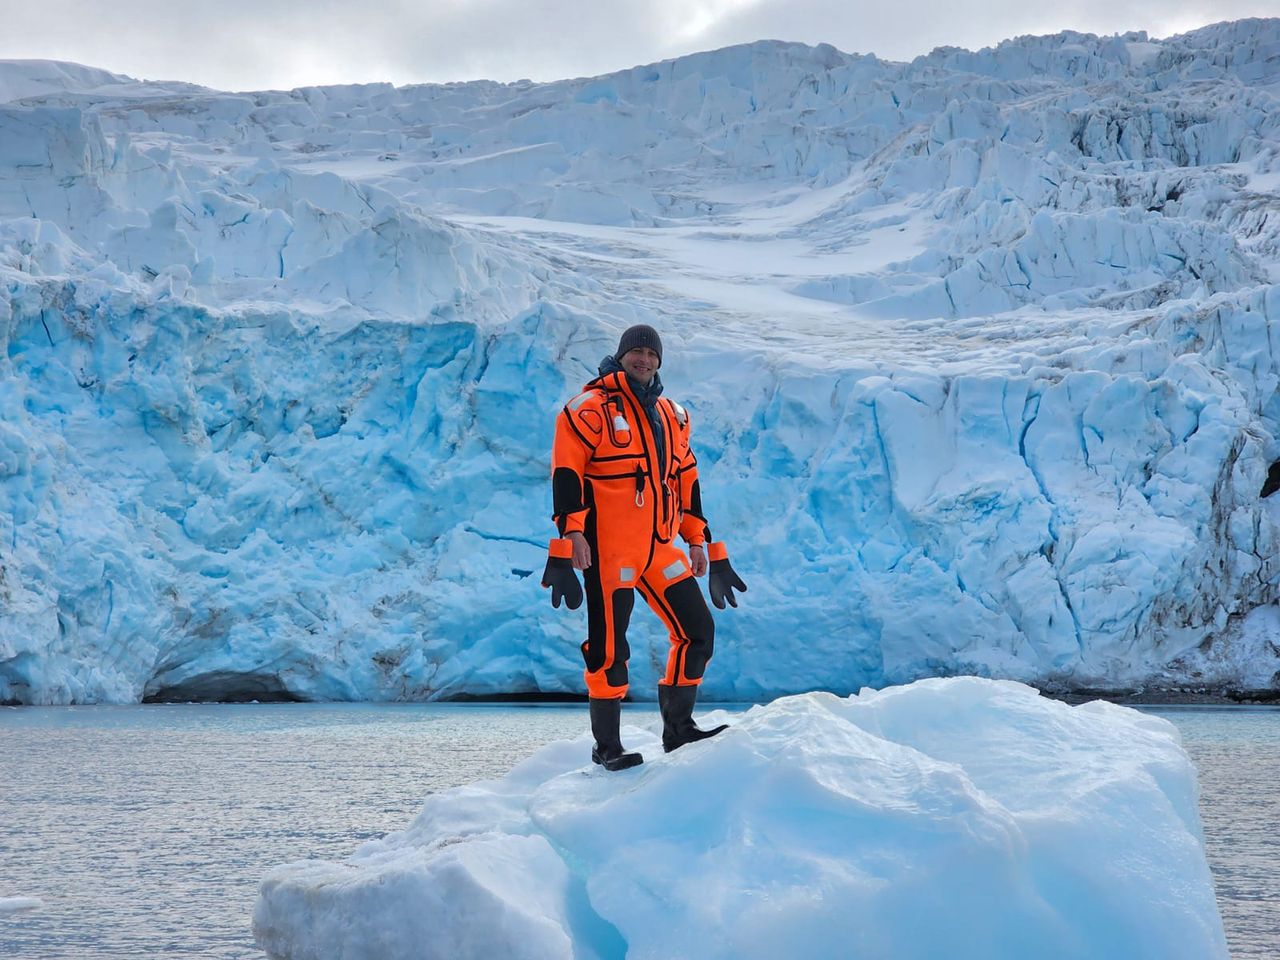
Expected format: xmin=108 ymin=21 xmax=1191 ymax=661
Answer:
xmin=252 ymin=678 xmax=1227 ymax=960
xmin=2 ymin=22 xmax=1280 ymax=702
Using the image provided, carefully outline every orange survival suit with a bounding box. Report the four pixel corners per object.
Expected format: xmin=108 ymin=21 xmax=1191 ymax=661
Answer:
xmin=549 ymin=364 xmax=726 ymax=699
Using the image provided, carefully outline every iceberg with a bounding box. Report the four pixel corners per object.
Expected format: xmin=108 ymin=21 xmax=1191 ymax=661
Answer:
xmin=2 ymin=21 xmax=1280 ymax=703
xmin=252 ymin=678 xmax=1227 ymax=959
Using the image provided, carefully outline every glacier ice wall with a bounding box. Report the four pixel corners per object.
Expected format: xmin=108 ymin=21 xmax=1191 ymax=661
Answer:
xmin=2 ymin=21 xmax=1280 ymax=702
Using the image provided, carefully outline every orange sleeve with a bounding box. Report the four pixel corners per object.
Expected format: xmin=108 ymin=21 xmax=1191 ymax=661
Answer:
xmin=676 ymin=412 xmax=709 ymax=546
xmin=552 ymin=394 xmax=602 ymax=535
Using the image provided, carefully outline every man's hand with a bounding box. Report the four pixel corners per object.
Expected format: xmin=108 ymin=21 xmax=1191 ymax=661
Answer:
xmin=707 ymin=542 xmax=747 ymax=610
xmin=567 ymin=531 xmax=592 ymax=570
xmin=689 ymin=543 xmax=708 ymax=577
xmin=542 ymin=539 xmax=583 ymax=609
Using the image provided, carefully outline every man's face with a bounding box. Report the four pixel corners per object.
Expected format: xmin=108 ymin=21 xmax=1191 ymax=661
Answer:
xmin=620 ymin=346 xmax=660 ymax=383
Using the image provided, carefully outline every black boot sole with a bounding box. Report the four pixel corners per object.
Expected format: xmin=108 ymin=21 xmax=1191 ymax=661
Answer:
xmin=662 ymin=722 xmax=728 ymax=754
xmin=592 ymin=747 xmax=644 ymax=771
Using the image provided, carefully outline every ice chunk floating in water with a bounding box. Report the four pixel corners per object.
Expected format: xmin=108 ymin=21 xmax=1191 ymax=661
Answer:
xmin=252 ymin=679 xmax=1226 ymax=960
xmin=0 ymin=896 xmax=43 ymax=915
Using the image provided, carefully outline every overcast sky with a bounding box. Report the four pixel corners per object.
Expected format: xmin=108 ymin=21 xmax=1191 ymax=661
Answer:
xmin=0 ymin=0 xmax=1273 ymax=91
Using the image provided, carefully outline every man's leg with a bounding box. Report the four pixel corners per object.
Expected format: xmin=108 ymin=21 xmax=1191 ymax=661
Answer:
xmin=637 ymin=542 xmax=715 ymax=686
xmin=581 ymin=557 xmax=634 ymax=698
xmin=581 ymin=552 xmax=642 ymax=770
xmin=638 ymin=543 xmax=726 ymax=752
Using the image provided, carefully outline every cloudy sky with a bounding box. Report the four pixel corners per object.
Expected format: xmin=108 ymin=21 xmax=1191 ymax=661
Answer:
xmin=0 ymin=0 xmax=1273 ymax=91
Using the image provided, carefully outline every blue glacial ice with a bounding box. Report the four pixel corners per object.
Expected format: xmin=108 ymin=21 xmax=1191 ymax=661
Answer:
xmin=252 ymin=678 xmax=1228 ymax=960
xmin=2 ymin=22 xmax=1280 ymax=702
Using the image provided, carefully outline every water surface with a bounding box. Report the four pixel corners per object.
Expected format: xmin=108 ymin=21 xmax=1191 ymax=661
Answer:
xmin=1141 ymin=706 xmax=1280 ymax=959
xmin=0 ymin=702 xmax=1275 ymax=958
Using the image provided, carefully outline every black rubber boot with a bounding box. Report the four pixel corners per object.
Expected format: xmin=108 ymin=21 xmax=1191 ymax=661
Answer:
xmin=589 ymin=698 xmax=643 ymax=771
xmin=658 ymin=684 xmax=728 ymax=753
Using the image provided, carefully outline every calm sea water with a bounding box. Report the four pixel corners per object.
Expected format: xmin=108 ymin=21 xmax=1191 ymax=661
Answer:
xmin=0 ymin=702 xmax=1276 ymax=959
xmin=1157 ymin=706 xmax=1280 ymax=958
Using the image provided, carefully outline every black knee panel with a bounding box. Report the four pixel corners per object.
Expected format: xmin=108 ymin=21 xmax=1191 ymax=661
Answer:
xmin=605 ymin=589 xmax=634 ymax=686
xmin=581 ymin=563 xmax=635 ymax=680
xmin=664 ymin=577 xmax=715 ymax=679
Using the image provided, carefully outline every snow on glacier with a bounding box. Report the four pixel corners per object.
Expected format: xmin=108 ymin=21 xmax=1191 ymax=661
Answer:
xmin=2 ymin=22 xmax=1280 ymax=702
xmin=251 ymin=678 xmax=1228 ymax=960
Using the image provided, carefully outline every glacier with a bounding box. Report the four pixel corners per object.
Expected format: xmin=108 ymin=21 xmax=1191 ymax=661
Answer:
xmin=251 ymin=678 xmax=1228 ymax=960
xmin=2 ymin=21 xmax=1280 ymax=703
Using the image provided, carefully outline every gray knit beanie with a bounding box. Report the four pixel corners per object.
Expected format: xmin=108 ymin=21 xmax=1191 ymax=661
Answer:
xmin=614 ymin=324 xmax=663 ymax=367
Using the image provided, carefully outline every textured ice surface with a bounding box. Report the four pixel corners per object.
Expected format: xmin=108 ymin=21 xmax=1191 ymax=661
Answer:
xmin=252 ymin=678 xmax=1227 ymax=960
xmin=2 ymin=22 xmax=1280 ymax=702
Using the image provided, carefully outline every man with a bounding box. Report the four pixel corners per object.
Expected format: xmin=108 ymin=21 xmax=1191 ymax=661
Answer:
xmin=541 ymin=324 xmax=748 ymax=771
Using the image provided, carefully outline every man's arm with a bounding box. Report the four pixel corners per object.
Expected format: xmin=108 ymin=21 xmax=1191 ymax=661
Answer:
xmin=542 ymin=399 xmax=603 ymax=607
xmin=675 ymin=419 xmax=710 ymax=576
xmin=674 ymin=409 xmax=745 ymax=605
xmin=552 ymin=396 xmax=602 ymax=570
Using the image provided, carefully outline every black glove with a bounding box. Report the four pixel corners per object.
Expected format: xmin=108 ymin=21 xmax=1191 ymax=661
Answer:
xmin=541 ymin=539 xmax=583 ymax=610
xmin=707 ymin=542 xmax=747 ymax=610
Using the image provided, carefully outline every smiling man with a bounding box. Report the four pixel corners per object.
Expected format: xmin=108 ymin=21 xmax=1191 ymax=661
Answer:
xmin=541 ymin=324 xmax=748 ymax=770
